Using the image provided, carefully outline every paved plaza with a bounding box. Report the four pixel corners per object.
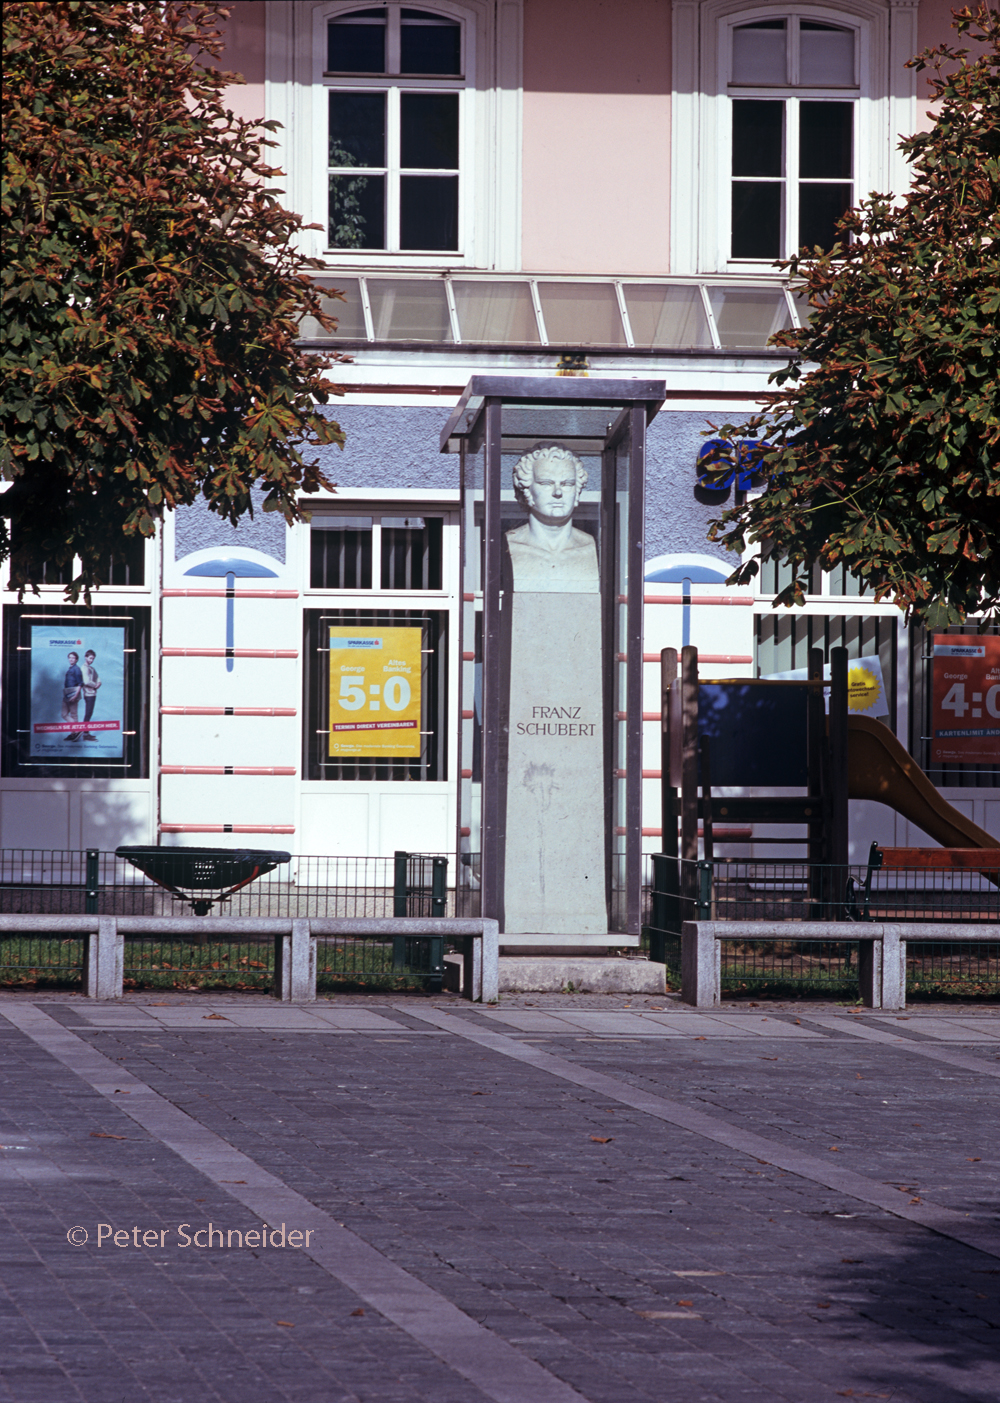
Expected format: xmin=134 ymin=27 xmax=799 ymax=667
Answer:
xmin=1 ymin=991 xmax=998 ymax=1403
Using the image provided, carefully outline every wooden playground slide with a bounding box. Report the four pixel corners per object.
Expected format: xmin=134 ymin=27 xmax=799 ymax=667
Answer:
xmin=847 ymin=714 xmax=999 ymax=850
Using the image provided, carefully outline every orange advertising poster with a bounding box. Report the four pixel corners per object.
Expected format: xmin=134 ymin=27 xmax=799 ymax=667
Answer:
xmin=930 ymin=635 xmax=1000 ymax=765
xmin=328 ymin=627 xmax=422 ymax=759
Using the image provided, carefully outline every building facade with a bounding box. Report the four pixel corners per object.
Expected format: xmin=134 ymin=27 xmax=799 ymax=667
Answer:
xmin=3 ymin=0 xmax=996 ymax=865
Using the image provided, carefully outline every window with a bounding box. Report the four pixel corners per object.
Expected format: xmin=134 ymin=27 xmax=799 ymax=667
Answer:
xmin=670 ymin=2 xmax=917 ymax=276
xmin=6 ymin=531 xmax=146 ymax=590
xmin=730 ymin=18 xmax=856 ymax=261
xmin=310 ymin=512 xmax=443 ymax=591
xmin=326 ymin=6 xmax=464 ymax=253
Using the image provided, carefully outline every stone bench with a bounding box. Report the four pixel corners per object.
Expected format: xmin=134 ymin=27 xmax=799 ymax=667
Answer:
xmin=0 ymin=915 xmax=499 ymax=1003
xmin=681 ymin=921 xmax=999 ymax=1011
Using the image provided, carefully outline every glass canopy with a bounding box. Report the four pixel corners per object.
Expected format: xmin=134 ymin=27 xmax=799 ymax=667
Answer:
xmin=300 ymin=274 xmax=803 ymax=352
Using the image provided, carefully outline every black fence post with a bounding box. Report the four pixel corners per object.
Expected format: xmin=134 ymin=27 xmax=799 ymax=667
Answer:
xmin=431 ymin=857 xmax=448 ymax=917
xmin=393 ymin=850 xmax=408 ymax=918
xmin=85 ymin=849 xmax=100 ymax=915
xmin=696 ymin=859 xmax=713 ymax=922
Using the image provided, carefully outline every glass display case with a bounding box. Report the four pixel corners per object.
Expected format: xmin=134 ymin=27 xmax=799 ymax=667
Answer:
xmin=441 ymin=377 xmax=665 ymax=939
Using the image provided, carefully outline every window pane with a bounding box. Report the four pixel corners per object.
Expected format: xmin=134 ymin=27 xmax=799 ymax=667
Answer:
xmin=537 ymin=282 xmax=627 ymax=345
xmin=95 ymin=535 xmax=146 ymax=587
xmin=367 ymin=279 xmax=454 ymax=340
xmin=401 ymin=93 xmax=459 ymax=169
xmin=327 ymin=10 xmax=386 ymax=74
xmin=329 ymin=173 xmax=385 ymax=249
xmin=731 ymin=21 xmax=786 ymax=85
xmin=401 ymin=10 xmax=461 ymax=75
xmin=731 ymin=183 xmax=781 ymax=260
xmin=709 ymin=288 xmax=791 ymax=348
xmin=623 ymin=285 xmax=713 ymax=348
xmin=800 ymin=22 xmax=855 ymax=87
xmin=452 ymin=281 xmax=540 ymax=343
xmin=329 ymin=92 xmax=385 ymax=168
xmin=303 ymin=279 xmax=368 ymax=339
xmin=732 ymin=101 xmax=783 ymax=178
xmin=310 ymin=520 xmax=373 ymax=590
xmin=400 ymin=176 xmax=459 ymax=250
xmin=799 ymin=184 xmax=852 ymax=252
xmin=800 ymin=102 xmax=852 ymax=178
xmin=381 ymin=517 xmax=443 ymax=590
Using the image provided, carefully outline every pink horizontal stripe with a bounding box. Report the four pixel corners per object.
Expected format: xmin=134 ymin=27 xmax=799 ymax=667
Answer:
xmin=617 ymin=595 xmax=754 ymax=606
xmin=160 ymin=767 xmax=296 ymax=776
xmin=160 ymin=707 xmax=297 ymax=716
xmin=162 ymin=589 xmax=299 ymax=598
xmin=162 ymin=649 xmax=298 ymax=658
xmin=158 ymin=824 xmax=296 ymax=834
xmin=617 ymin=654 xmax=754 ymax=664
xmin=617 ymin=827 xmax=754 ymax=838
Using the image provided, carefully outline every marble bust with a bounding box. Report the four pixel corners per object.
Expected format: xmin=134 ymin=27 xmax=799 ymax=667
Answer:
xmin=505 ymin=444 xmax=599 ymax=593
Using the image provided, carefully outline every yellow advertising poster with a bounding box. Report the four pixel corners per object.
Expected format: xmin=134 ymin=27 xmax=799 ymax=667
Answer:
xmin=328 ymin=627 xmax=423 ymax=759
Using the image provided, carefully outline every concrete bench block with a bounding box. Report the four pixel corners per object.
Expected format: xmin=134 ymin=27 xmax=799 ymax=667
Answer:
xmin=681 ymin=922 xmax=720 ymax=1008
xmin=498 ymin=956 xmax=664 ymax=995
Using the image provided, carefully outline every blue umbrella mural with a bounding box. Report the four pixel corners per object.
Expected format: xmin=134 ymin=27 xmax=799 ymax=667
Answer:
xmin=183 ymin=556 xmax=279 ymax=672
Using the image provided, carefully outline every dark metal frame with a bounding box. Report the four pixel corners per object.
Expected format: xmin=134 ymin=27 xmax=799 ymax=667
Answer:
xmin=1 ymin=603 xmax=151 ymax=779
xmin=442 ymin=376 xmax=664 ymax=936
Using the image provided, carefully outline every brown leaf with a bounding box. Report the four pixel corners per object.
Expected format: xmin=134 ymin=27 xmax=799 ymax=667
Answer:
xmin=591 ymin=1136 xmax=614 ymax=1144
xmin=815 ymin=1301 xmax=831 ymax=1309
xmin=220 ymin=1180 xmax=246 ymax=1184
xmin=967 ymin=1157 xmax=981 ymax=1162
xmin=693 ymin=1036 xmax=706 ymax=1041
xmin=829 ymin=1146 xmax=840 ymax=1152
xmin=90 ymin=1132 xmax=126 ymax=1139
xmin=350 ymin=1308 xmax=365 ymax=1317
xmin=471 ymin=1091 xmax=492 ymax=1096
xmin=276 ymin=1320 xmax=295 ymax=1328
xmin=676 ymin=1299 xmax=693 ymax=1307
xmin=204 ymin=1013 xmax=227 ymax=1020
xmin=910 ymin=1197 xmax=922 ymax=1204
xmin=114 ymin=1089 xmax=131 ymax=1094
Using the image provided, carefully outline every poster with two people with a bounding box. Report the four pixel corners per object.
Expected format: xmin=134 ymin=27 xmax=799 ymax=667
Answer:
xmin=29 ymin=624 xmax=125 ymax=760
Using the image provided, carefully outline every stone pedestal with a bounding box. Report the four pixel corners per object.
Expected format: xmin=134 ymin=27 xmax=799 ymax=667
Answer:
xmin=502 ymin=591 xmax=606 ymax=934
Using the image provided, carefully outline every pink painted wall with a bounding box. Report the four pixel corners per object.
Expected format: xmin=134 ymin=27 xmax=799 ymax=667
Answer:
xmin=521 ymin=0 xmax=671 ymax=275
xmin=217 ymin=0 xmax=266 ymax=124
xmin=913 ymin=0 xmax=980 ymax=134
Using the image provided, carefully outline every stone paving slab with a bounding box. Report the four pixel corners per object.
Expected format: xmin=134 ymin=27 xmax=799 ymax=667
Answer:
xmin=1 ymin=993 xmax=998 ymax=1403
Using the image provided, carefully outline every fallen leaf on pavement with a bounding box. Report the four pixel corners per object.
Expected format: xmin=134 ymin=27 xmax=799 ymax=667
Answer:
xmin=220 ymin=1180 xmax=246 ymax=1184
xmin=829 ymin=1146 xmax=840 ymax=1152
xmin=815 ymin=1301 xmax=831 ymax=1309
xmin=204 ymin=1014 xmax=227 ymax=1020
xmin=591 ymin=1136 xmax=613 ymax=1144
xmin=471 ymin=1091 xmax=492 ymax=1095
xmin=276 ymin=1321 xmax=294 ymax=1328
xmin=967 ymin=1157 xmax=981 ymax=1162
xmin=114 ymin=1089 xmax=131 ymax=1094
xmin=350 ymin=1308 xmax=365 ymax=1317
xmin=676 ymin=1299 xmax=693 ymax=1307
xmin=90 ymin=1132 xmax=126 ymax=1139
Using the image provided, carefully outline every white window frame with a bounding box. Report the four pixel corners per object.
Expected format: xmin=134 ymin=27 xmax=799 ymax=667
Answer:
xmin=670 ymin=0 xmax=919 ymax=276
xmin=265 ymin=0 xmax=523 ymax=271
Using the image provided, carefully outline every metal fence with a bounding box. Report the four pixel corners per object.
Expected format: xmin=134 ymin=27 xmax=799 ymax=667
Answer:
xmin=644 ymin=855 xmax=1000 ymax=1000
xmin=0 ymin=850 xmax=454 ymax=991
